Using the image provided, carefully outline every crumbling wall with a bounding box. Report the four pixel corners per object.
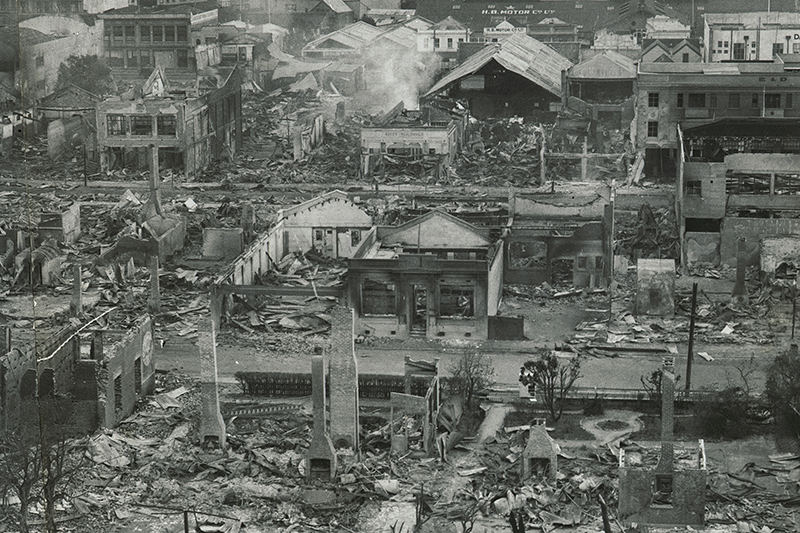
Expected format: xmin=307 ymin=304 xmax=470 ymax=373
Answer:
xmin=685 ymin=232 xmax=720 ymax=267
xmin=720 ymin=218 xmax=800 ymax=268
xmin=0 ymin=326 xmax=77 ymax=432
xmin=618 ymin=468 xmax=706 ymax=526
xmin=761 ymin=235 xmax=800 ymax=276
xmin=634 ymin=258 xmax=675 ymax=316
xmin=100 ymin=316 xmax=156 ymax=428
xmin=38 ymin=202 xmax=81 ymax=244
xmin=682 ymin=162 xmax=726 ymax=219
xmin=215 ymin=231 xmax=272 ymax=286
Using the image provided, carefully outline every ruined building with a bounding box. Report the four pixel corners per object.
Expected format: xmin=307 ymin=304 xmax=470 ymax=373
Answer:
xmin=348 ymin=210 xmax=503 ymax=340
xmin=95 ymin=67 xmax=242 ymax=178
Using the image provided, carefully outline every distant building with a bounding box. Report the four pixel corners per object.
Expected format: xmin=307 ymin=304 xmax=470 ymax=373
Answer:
xmin=635 ymin=60 xmax=800 ymax=179
xmin=424 ymin=33 xmax=572 ymax=119
xmin=417 ymin=16 xmax=470 ymax=69
xmin=645 ymin=15 xmax=690 ymax=40
xmin=98 ymin=3 xmax=219 ymax=87
xmin=14 ymin=17 xmax=103 ymax=105
xmin=563 ymin=51 xmax=636 ymax=129
xmin=703 ymin=12 xmax=800 ymax=62
xmin=641 ymin=39 xmax=701 ymax=63
xmin=360 ymin=102 xmax=466 ymax=177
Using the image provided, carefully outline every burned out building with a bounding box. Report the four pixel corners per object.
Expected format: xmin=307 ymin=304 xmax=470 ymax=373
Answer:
xmin=360 ymin=102 xmax=467 ymax=178
xmin=95 ymin=68 xmax=242 ymax=177
xmin=0 ymin=316 xmax=156 ymax=434
xmin=505 ymin=187 xmax=613 ymax=288
xmin=635 ymin=60 xmax=800 ymax=179
xmin=348 ymin=210 xmax=503 ymax=340
xmin=423 ymin=33 xmax=572 ymax=119
xmin=267 ymin=190 xmax=373 ymax=260
xmin=563 ymin=50 xmax=636 ymax=130
xmin=679 ymin=148 xmax=800 ymax=271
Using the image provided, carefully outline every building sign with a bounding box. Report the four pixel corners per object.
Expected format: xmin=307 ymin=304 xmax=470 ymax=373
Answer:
xmin=481 ymin=7 xmax=556 ymax=15
xmin=366 ymin=129 xmax=449 ymax=142
xmin=191 ymin=9 xmax=218 ymax=26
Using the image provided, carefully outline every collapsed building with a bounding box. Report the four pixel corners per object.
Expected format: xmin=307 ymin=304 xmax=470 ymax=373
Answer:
xmin=679 ymin=150 xmax=800 ymax=271
xmin=505 ymin=187 xmax=613 ymax=288
xmin=95 ymin=67 xmax=243 ymax=178
xmin=360 ymin=102 xmax=468 ymax=178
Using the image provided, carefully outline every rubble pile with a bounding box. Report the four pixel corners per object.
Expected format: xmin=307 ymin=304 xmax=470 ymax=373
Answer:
xmin=266 ymin=250 xmax=347 ymax=288
xmin=615 ymin=203 xmax=679 ymax=261
xmin=224 ymin=294 xmax=337 ymax=335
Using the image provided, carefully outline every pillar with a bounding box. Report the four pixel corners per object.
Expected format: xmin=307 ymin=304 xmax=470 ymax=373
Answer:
xmin=199 ymin=321 xmax=226 ymax=448
xmin=149 ymin=144 xmax=162 ymax=216
xmin=70 ymin=264 xmax=82 ymax=317
xmin=656 ymin=357 xmax=675 ymax=473
xmin=329 ymin=306 xmax=359 ymax=455
xmin=147 ymin=255 xmax=161 ymax=314
xmin=731 ymin=238 xmax=749 ymax=305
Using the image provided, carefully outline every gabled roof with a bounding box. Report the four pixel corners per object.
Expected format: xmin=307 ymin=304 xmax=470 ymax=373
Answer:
xmin=653 ymin=53 xmax=674 ymax=63
xmin=38 ymin=84 xmax=100 ymax=108
xmin=380 ymin=209 xmax=491 ymax=246
xmin=568 ymin=50 xmax=635 ymax=80
xmin=431 ymin=16 xmax=467 ymax=32
xmin=371 ymin=24 xmax=418 ymax=50
xmin=424 ymin=33 xmax=573 ymax=98
xmin=279 ymin=190 xmax=356 ymax=219
xmin=316 ymin=0 xmax=353 ymax=14
xmin=302 ymin=21 xmax=385 ymax=53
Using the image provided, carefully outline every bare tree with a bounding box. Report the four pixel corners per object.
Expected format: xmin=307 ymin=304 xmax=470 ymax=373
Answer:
xmin=0 ymin=430 xmax=42 ymax=533
xmin=448 ymin=348 xmax=495 ymax=410
xmin=519 ymin=350 xmax=582 ymax=421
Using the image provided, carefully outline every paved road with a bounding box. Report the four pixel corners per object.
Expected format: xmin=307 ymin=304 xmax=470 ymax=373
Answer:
xmin=156 ymin=336 xmax=776 ymax=394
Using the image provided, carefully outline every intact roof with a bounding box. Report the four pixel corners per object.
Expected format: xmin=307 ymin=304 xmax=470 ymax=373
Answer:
xmin=682 ymin=118 xmax=800 ymax=138
xmin=371 ymin=24 xmax=418 ymax=49
xmin=424 ymin=33 xmax=573 ymax=98
xmin=704 ymin=12 xmax=800 ymax=27
xmin=431 ymin=16 xmax=467 ymax=31
xmin=278 ymin=190 xmax=362 ymax=219
xmin=642 ymin=38 xmax=701 ymax=54
xmin=98 ymin=2 xmax=217 ymax=16
xmin=568 ymin=50 xmax=636 ymax=80
xmin=303 ymin=21 xmax=385 ymax=52
xmin=317 ymin=0 xmax=353 ymax=14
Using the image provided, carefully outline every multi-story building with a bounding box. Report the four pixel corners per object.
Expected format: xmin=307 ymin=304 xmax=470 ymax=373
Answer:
xmin=703 ymin=12 xmax=800 ymax=62
xmin=634 ymin=60 xmax=800 ymax=178
xmin=98 ymin=3 xmax=219 ymax=85
xmin=95 ymin=67 xmax=242 ymax=178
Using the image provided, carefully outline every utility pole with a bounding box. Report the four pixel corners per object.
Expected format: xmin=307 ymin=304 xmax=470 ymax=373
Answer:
xmin=685 ymin=282 xmax=698 ymax=392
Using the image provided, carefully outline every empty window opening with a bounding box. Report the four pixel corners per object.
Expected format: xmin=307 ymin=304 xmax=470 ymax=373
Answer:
xmin=551 ymin=258 xmax=574 ymax=285
xmin=688 ymin=93 xmax=706 ymax=108
xmin=685 ymin=180 xmax=702 ymax=196
xmin=134 ymin=357 xmax=142 ymax=395
xmin=439 ymin=285 xmax=474 ymax=318
xmin=509 ymin=240 xmax=546 ymax=269
xmin=653 ymin=474 xmax=674 ymax=507
xmin=685 ymin=218 xmax=721 ymax=233
xmin=411 ymin=285 xmax=427 ymax=335
xmin=114 ymin=374 xmax=122 ymax=415
xmin=361 ymin=280 xmax=396 ymax=316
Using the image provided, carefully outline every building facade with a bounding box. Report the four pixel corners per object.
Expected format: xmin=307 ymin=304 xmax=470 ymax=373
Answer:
xmin=99 ymin=4 xmax=218 ymax=83
xmin=635 ymin=61 xmax=800 ymax=179
xmin=704 ymin=12 xmax=800 ymax=62
xmin=96 ymin=68 xmax=242 ymax=178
